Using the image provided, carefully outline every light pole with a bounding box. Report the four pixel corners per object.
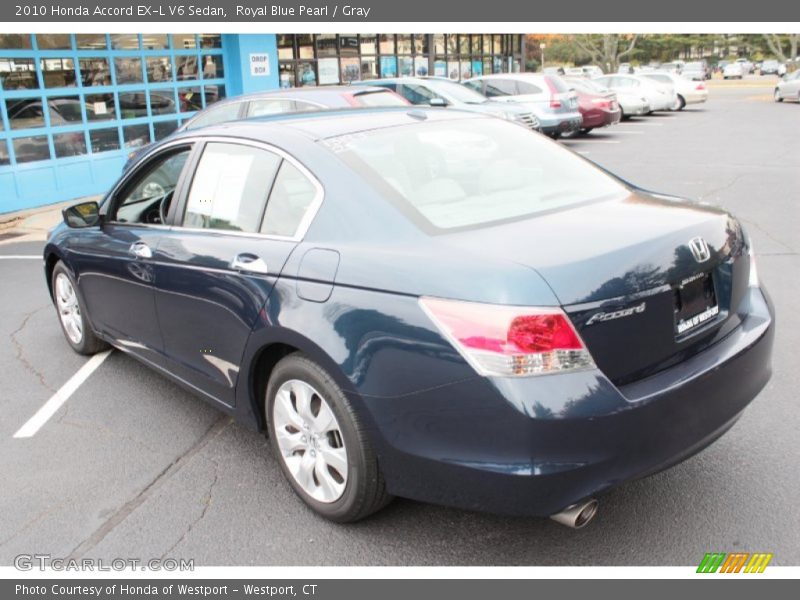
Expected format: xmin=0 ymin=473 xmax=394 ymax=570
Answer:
xmin=540 ymin=43 xmax=546 ymax=71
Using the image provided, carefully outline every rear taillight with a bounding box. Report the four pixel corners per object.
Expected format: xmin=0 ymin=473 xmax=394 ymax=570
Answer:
xmin=696 ymin=83 xmax=706 ymax=90
xmin=419 ymin=297 xmax=595 ymax=377
xmin=591 ymin=98 xmax=610 ymax=108
xmin=545 ymin=76 xmax=563 ymax=108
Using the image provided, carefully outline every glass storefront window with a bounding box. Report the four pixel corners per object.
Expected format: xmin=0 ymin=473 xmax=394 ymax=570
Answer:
xmin=204 ymin=85 xmax=225 ymax=105
xmin=360 ymin=35 xmax=376 ymax=55
xmin=446 ymin=35 xmax=458 ymax=56
xmin=118 ymin=91 xmax=149 ymax=119
xmin=380 ymin=56 xmax=398 ymax=78
xmin=459 ymin=35 xmax=470 ymax=55
xmin=111 ymin=34 xmax=139 ymax=50
xmin=414 ymin=56 xmax=429 ymax=77
xmin=298 ymin=61 xmax=318 ymax=86
xmin=153 ymin=120 xmax=179 ymax=141
xmin=399 ymin=57 xmax=414 ymax=77
xmin=0 ymin=34 xmax=32 ymax=49
xmin=447 ymin=61 xmax=460 ymax=80
xmin=317 ymin=58 xmax=338 ymax=85
xmin=493 ymin=35 xmax=503 ymax=54
xmin=279 ymin=63 xmax=295 ymax=88
xmin=89 ymin=128 xmax=120 ymax=153
xmin=483 ymin=35 xmax=492 ymax=54
xmin=199 ymin=34 xmax=222 ymax=49
xmin=201 ymin=55 xmax=224 ymax=79
xmin=178 ymin=86 xmax=202 ymax=112
xmin=85 ymin=94 xmax=117 ymax=120
xmin=397 ymin=34 xmax=412 ymax=55
xmin=7 ymin=98 xmax=46 ymax=129
xmin=472 ymin=35 xmax=482 ymax=54
xmin=172 ymin=34 xmax=196 ymax=50
xmin=142 ymin=34 xmax=169 ymax=50
xmin=176 ymin=55 xmax=198 ymax=80
xmin=277 ymin=35 xmax=294 ymax=60
xmin=40 ymin=58 xmax=77 ymax=88
xmin=115 ymin=58 xmax=143 ymax=84
xmin=433 ymin=34 xmax=445 ymax=55
xmin=36 ymin=34 xmax=71 ymax=50
xmin=340 ymin=35 xmax=359 ymax=57
xmin=47 ymin=96 xmax=83 ymax=125
xmin=54 ymin=132 xmax=87 ymax=158
xmin=297 ymin=35 xmax=314 ymax=59
xmin=379 ymin=34 xmax=395 ymax=55
xmin=340 ymin=57 xmax=360 ymax=83
xmin=76 ymin=34 xmax=107 ymax=50
xmin=316 ymin=34 xmax=337 ymax=58
xmin=149 ymin=89 xmax=176 ymax=115
xmin=146 ymin=57 xmax=173 ymax=83
xmin=79 ymin=57 xmax=111 ymax=86
xmin=361 ymin=56 xmax=377 ymax=80
xmin=123 ymin=123 xmax=151 ymax=148
xmin=414 ymin=34 xmax=429 ymax=55
xmin=0 ymin=141 xmax=9 ymax=166
xmin=1 ymin=58 xmax=37 ymax=90
xmin=13 ymin=136 xmax=50 ymax=163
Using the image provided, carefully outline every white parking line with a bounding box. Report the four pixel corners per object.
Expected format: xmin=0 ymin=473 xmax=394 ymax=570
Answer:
xmin=610 ymin=130 xmax=645 ymax=134
xmin=13 ymin=350 xmax=112 ymax=439
xmin=0 ymin=255 xmax=41 ymax=260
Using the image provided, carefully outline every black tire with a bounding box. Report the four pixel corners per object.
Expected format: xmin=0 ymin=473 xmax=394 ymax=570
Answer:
xmin=548 ymin=131 xmax=561 ymax=140
xmin=676 ymin=95 xmax=686 ymax=111
xmin=774 ymin=88 xmax=783 ymax=103
xmin=51 ymin=261 xmax=108 ymax=355
xmin=266 ymin=353 xmax=392 ymax=522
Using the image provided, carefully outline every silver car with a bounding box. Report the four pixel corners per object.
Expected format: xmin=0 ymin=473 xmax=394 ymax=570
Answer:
xmin=774 ymin=71 xmax=800 ymax=102
xmin=594 ymin=74 xmax=677 ymax=112
xmin=463 ymin=73 xmax=583 ymax=138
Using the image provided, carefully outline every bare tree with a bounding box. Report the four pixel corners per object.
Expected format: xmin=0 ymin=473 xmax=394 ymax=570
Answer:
xmin=573 ymin=34 xmax=639 ymax=73
xmin=763 ymin=34 xmax=799 ymax=65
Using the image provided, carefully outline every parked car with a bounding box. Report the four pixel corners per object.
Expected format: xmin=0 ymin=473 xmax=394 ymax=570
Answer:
xmin=639 ymin=72 xmax=709 ymax=110
xmin=735 ymin=58 xmax=754 ymax=74
xmin=660 ymin=61 xmax=683 ymax=75
xmin=760 ymin=59 xmax=782 ymax=76
xmin=123 ymin=86 xmax=410 ymax=169
xmin=543 ymin=66 xmax=566 ymax=76
xmin=563 ymin=76 xmax=621 ymax=134
xmin=682 ymin=61 xmax=711 ymax=81
xmin=565 ymin=65 xmax=603 ymax=78
xmin=774 ymin=70 xmax=800 ymax=102
xmin=618 ymin=62 xmax=633 ymax=74
xmin=585 ymin=78 xmax=649 ymax=118
xmin=723 ymin=62 xmax=745 ymax=79
xmin=463 ymin=73 xmax=582 ymax=138
xmin=353 ymin=77 xmax=541 ymax=132
xmin=594 ymin=74 xmax=677 ymax=112
xmin=48 ymin=107 xmax=774 ymax=526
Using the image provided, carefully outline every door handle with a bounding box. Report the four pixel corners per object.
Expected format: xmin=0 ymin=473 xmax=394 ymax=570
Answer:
xmin=129 ymin=241 xmax=152 ymax=259
xmin=230 ymin=253 xmax=269 ymax=275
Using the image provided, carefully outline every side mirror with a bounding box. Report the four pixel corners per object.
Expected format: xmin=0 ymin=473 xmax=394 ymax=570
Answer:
xmin=429 ymin=97 xmax=448 ymax=107
xmin=63 ymin=200 xmax=101 ymax=228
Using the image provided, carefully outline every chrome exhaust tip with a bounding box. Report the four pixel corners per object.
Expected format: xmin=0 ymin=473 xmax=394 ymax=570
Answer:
xmin=550 ymin=498 xmax=599 ymax=529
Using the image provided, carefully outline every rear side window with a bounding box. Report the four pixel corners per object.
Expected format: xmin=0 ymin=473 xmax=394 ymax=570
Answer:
xmin=261 ymin=161 xmax=318 ymax=237
xmin=185 ymin=101 xmax=243 ymax=130
xmin=184 ymin=142 xmax=280 ymax=232
xmin=483 ymin=79 xmax=517 ymax=97
xmin=516 ymin=81 xmax=543 ymax=94
xmin=249 ymin=98 xmax=299 ymax=116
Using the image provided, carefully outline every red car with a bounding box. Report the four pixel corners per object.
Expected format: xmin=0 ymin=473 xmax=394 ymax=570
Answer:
xmin=563 ymin=77 xmax=622 ymax=135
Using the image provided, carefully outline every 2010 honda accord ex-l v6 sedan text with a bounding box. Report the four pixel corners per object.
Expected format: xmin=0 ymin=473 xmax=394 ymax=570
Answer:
xmin=45 ymin=108 xmax=774 ymax=527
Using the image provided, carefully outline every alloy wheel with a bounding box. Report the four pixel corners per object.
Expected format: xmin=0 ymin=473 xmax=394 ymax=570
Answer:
xmin=55 ymin=273 xmax=83 ymax=344
xmin=272 ymin=379 xmax=348 ymax=503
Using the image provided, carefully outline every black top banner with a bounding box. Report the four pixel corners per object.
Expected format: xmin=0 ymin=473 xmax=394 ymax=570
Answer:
xmin=4 ymin=0 xmax=800 ymax=22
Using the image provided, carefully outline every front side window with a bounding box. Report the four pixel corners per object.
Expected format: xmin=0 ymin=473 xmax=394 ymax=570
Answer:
xmin=115 ymin=149 xmax=191 ymax=223
xmin=184 ymin=143 xmax=280 ymax=232
xmin=331 ymin=119 xmax=627 ymax=231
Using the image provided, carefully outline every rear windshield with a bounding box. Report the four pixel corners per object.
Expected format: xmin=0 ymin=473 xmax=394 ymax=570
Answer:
xmin=354 ymin=90 xmax=408 ymax=107
xmin=326 ymin=118 xmax=626 ymax=231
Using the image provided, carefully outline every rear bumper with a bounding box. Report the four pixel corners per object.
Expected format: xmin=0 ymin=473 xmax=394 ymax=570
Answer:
xmin=581 ymin=107 xmax=622 ymax=128
xmin=364 ymin=286 xmax=774 ymax=516
xmin=540 ymin=114 xmax=583 ymax=134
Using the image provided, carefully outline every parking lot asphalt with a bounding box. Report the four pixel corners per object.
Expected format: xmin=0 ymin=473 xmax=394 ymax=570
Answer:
xmin=1 ymin=78 xmax=798 ymax=566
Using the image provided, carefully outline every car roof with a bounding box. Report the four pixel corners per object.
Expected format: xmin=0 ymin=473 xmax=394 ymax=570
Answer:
xmin=205 ymin=85 xmax=395 ymax=108
xmin=468 ymin=73 xmax=548 ymax=81
xmin=170 ymin=106 xmax=485 ymax=144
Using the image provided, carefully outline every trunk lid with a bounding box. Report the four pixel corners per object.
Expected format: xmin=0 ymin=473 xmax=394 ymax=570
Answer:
xmin=444 ymin=192 xmax=749 ymax=384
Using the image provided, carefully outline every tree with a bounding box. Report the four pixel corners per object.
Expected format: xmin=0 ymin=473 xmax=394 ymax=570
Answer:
xmin=763 ymin=34 xmax=799 ymax=65
xmin=572 ymin=34 xmax=639 ymax=73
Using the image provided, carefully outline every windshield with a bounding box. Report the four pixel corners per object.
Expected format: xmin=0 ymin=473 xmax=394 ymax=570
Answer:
xmin=328 ymin=118 xmax=626 ymax=231
xmin=428 ymin=80 xmax=488 ymax=104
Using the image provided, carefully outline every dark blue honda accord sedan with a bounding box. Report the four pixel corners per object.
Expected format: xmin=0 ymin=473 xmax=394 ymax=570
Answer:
xmin=45 ymin=107 xmax=774 ymax=527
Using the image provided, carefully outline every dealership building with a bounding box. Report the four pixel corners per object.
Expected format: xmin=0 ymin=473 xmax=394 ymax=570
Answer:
xmin=0 ymin=33 xmax=525 ymax=213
